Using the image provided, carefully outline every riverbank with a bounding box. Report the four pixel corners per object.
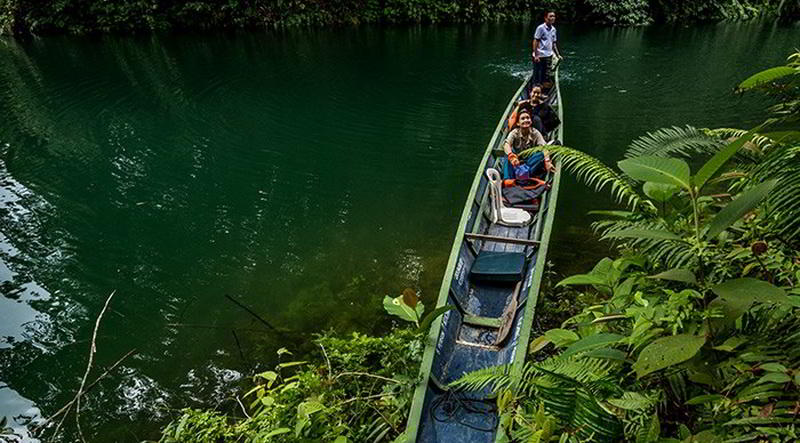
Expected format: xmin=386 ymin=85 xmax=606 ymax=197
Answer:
xmin=1 ymin=0 xmax=797 ymax=35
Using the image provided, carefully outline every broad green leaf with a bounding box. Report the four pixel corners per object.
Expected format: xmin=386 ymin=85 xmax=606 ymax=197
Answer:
xmin=562 ymin=333 xmax=625 ymax=358
xmin=382 ymin=295 xmax=424 ymax=324
xmin=758 ymin=373 xmax=791 ymax=385
xmin=648 ymin=268 xmax=697 ymax=285
xmin=544 ymin=328 xmax=579 ymax=347
xmin=556 ymin=274 xmax=606 ymax=287
xmin=759 ymin=363 xmax=788 ymax=373
xmin=417 ymin=305 xmax=454 ymax=332
xmin=604 ymin=229 xmax=683 ymax=242
xmin=529 ymin=335 xmax=551 ymax=354
xmin=633 ymin=334 xmax=706 ymax=378
xmin=586 ymin=348 xmax=628 ymax=361
xmin=708 ymin=296 xmax=750 ymax=328
xmin=297 ymin=400 xmax=325 ymax=417
xmin=737 ymin=66 xmax=798 ymax=90
xmin=618 ymin=156 xmax=691 ymax=189
xmin=705 ymin=180 xmax=777 ymax=239
xmin=333 ymin=437 xmax=348 ymax=443
xmin=694 ymin=132 xmax=754 ymax=191
xmin=711 ymin=278 xmax=788 ymax=306
xmin=712 ymin=336 xmax=747 ymax=352
xmin=264 ymin=428 xmax=291 ymax=438
xmin=685 ymin=394 xmax=724 ymax=405
xmin=643 ymin=182 xmax=678 ymax=202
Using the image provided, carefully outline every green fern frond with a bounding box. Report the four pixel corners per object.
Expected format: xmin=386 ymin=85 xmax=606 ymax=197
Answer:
xmin=625 ymin=126 xmax=725 ymax=159
xmin=449 ymin=363 xmax=513 ymax=393
xmin=520 ymin=145 xmax=646 ymax=209
xmin=592 ymin=219 xmax=695 ymax=268
xmin=750 ymin=144 xmax=800 ymax=243
xmin=706 ymin=127 xmax=777 ymax=156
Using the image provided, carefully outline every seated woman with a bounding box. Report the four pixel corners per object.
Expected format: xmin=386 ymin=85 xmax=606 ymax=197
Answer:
xmin=502 ymin=109 xmax=549 ymax=180
xmin=507 ymin=85 xmax=560 ymax=134
xmin=508 ymin=86 xmax=545 ymax=132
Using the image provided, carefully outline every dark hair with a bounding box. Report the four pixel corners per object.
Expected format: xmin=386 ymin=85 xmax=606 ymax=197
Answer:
xmin=518 ymin=108 xmax=532 ymax=119
xmin=544 ymin=10 xmax=555 ymax=18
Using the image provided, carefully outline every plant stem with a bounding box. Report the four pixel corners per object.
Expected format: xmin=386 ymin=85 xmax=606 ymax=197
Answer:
xmin=690 ymin=190 xmax=701 ymax=244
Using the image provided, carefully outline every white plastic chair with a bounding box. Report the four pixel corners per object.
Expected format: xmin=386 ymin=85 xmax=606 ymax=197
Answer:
xmin=486 ymin=168 xmax=531 ymax=227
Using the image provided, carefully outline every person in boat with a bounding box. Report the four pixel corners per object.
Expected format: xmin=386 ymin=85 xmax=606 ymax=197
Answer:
xmin=508 ymin=85 xmax=547 ymax=133
xmin=533 ymin=10 xmax=562 ymax=86
xmin=502 ymin=109 xmax=552 ymax=180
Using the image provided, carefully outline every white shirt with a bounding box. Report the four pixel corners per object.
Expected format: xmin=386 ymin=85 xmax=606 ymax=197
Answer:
xmin=534 ymin=23 xmax=557 ymax=58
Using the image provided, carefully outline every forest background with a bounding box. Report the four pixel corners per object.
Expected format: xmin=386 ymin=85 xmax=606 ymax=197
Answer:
xmin=1 ymin=0 xmax=799 ymax=35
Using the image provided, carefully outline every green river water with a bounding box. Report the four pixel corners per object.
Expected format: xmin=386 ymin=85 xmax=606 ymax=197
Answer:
xmin=0 ymin=21 xmax=797 ymax=442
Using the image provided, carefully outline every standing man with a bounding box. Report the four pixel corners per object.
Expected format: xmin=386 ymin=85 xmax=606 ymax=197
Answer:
xmin=532 ymin=11 xmax=562 ymax=86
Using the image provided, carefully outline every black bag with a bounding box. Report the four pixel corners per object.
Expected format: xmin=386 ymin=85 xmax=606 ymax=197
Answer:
xmin=502 ymin=186 xmax=546 ymax=206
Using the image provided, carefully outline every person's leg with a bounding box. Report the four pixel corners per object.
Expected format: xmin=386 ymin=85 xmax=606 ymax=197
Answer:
xmin=533 ymin=59 xmax=544 ymax=85
xmin=503 ymin=157 xmax=516 ymax=180
xmin=541 ymin=56 xmax=552 ymax=84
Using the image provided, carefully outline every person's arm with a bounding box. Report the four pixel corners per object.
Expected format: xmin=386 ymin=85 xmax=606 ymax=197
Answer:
xmin=553 ymin=29 xmax=562 ymax=59
xmin=503 ymin=132 xmax=520 ymax=166
xmin=543 ymin=149 xmax=555 ymax=172
xmin=533 ymin=39 xmax=540 ymax=63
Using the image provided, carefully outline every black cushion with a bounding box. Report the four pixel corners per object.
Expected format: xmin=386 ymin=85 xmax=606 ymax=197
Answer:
xmin=469 ymin=251 xmax=526 ymax=283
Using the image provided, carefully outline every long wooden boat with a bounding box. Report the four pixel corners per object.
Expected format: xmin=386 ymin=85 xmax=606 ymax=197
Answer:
xmin=405 ymin=67 xmax=564 ymax=442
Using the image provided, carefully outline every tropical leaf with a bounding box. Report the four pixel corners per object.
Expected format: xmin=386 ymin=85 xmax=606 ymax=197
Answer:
xmin=607 ymin=391 xmax=659 ymax=411
xmin=417 ymin=305 xmax=454 ymax=332
xmin=521 ymin=145 xmax=645 ymax=209
xmin=642 ymin=182 xmax=678 ymax=202
xmin=694 ymin=132 xmax=754 ymax=192
xmin=545 ymin=329 xmax=580 ymax=347
xmin=705 ymin=180 xmax=777 ymax=239
xmin=562 ymin=333 xmax=625 ymax=358
xmin=647 ymin=268 xmax=697 ymax=285
xmin=632 ymin=334 xmax=706 ymax=378
xmin=618 ymin=156 xmax=691 ymax=190
xmin=625 ymin=126 xmax=724 ymax=159
xmin=382 ymin=295 xmax=423 ymax=324
xmin=635 ymin=413 xmax=660 ymax=443
xmin=750 ymin=144 xmax=800 ymax=242
xmin=737 ymin=66 xmax=798 ymax=91
xmin=711 ymin=278 xmax=789 ymax=306
xmin=556 ymin=274 xmax=607 ymax=287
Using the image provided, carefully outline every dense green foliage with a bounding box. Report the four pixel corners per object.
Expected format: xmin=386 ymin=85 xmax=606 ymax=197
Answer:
xmin=455 ymin=53 xmax=800 ymax=442
xmin=159 ymin=328 xmax=422 ymax=442
xmin=0 ymin=0 xmax=796 ymax=35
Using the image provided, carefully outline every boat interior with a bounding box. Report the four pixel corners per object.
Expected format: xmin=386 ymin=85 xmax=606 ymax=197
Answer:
xmin=414 ymin=71 xmax=563 ymax=442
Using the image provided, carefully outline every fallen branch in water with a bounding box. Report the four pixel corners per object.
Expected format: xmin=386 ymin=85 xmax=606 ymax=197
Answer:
xmin=37 ymin=348 xmax=137 ymax=432
xmin=42 ymin=291 xmax=117 ymax=441
xmin=224 ymin=294 xmax=284 ymax=334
